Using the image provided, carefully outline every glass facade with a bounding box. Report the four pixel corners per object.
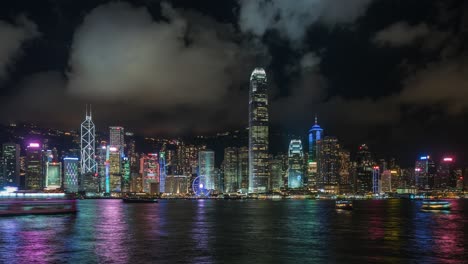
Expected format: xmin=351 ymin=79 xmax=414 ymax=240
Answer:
xmin=26 ymin=143 xmax=43 ymax=190
xmin=249 ymin=68 xmax=269 ymax=193
xmin=198 ymin=150 xmax=215 ymax=190
xmin=64 ymin=157 xmax=79 ymax=193
xmin=223 ymin=147 xmax=238 ymax=193
xmin=45 ymin=162 xmax=62 ymax=190
xmin=1 ymin=143 xmax=20 ymax=188
xmin=288 ymin=140 xmax=304 ymax=189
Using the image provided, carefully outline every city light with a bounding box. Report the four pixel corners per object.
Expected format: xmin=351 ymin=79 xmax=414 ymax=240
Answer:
xmin=419 ymin=155 xmax=429 ymax=160
xmin=28 ymin=143 xmax=40 ymax=148
xmin=443 ymin=157 xmax=453 ymax=162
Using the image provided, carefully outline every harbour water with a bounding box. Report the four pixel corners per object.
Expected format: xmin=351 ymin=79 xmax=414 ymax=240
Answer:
xmin=0 ymin=199 xmax=466 ymax=263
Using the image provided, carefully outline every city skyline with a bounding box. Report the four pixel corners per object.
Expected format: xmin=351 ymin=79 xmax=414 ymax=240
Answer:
xmin=0 ymin=0 xmax=466 ymax=164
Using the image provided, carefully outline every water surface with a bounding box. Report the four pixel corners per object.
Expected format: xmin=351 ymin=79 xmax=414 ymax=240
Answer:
xmin=0 ymin=199 xmax=466 ymax=263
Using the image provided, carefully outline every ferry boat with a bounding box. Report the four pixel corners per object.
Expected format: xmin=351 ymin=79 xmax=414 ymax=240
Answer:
xmin=122 ymin=197 xmax=158 ymax=203
xmin=335 ymin=200 xmax=353 ymax=210
xmin=0 ymin=199 xmax=77 ymax=216
xmin=421 ymin=200 xmax=451 ymax=210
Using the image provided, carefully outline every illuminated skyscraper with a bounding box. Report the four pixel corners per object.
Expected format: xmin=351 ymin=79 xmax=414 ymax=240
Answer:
xmin=63 ymin=157 xmax=79 ymax=193
xmin=436 ymin=157 xmax=455 ymax=189
xmin=81 ymin=106 xmax=97 ymax=185
xmin=199 ymin=150 xmax=215 ymax=190
xmin=356 ymin=144 xmax=374 ymax=194
xmin=238 ymin=146 xmax=249 ymax=193
xmin=223 ymin=147 xmax=239 ymax=193
xmin=415 ymin=155 xmax=436 ymax=189
xmin=159 ymin=152 xmax=166 ymax=193
xmin=288 ymin=139 xmax=304 ymax=189
xmin=1 ymin=143 xmax=20 ymax=188
xmin=248 ymin=67 xmax=269 ymax=193
xmin=45 ymin=162 xmax=62 ymax=190
xmin=140 ymin=153 xmax=159 ymax=193
xmin=109 ymin=126 xmax=125 ymax=150
xmin=107 ymin=146 xmax=121 ymax=193
xmin=317 ymin=137 xmax=340 ymax=192
xmin=25 ymin=142 xmax=43 ymax=190
xmin=308 ymin=116 xmax=323 ymax=187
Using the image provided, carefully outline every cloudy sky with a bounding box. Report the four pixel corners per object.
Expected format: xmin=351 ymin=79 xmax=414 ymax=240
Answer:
xmin=0 ymin=0 xmax=467 ymax=164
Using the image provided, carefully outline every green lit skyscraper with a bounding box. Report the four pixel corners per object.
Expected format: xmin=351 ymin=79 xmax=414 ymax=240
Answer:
xmin=249 ymin=68 xmax=269 ymax=193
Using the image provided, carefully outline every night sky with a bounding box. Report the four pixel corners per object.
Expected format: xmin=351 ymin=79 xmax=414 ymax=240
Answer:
xmin=0 ymin=0 xmax=467 ymax=166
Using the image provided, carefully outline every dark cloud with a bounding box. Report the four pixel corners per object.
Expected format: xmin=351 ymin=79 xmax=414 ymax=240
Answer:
xmin=0 ymin=15 xmax=39 ymax=79
xmin=238 ymin=0 xmax=373 ymax=43
xmin=373 ymin=21 xmax=431 ymax=47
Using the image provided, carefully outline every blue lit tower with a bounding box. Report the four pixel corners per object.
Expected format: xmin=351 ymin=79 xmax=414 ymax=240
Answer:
xmin=308 ymin=115 xmax=323 ymax=187
xmin=248 ymin=68 xmax=269 ymax=193
xmin=159 ymin=151 xmax=166 ymax=193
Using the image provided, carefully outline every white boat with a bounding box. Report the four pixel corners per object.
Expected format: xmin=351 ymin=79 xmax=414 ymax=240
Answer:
xmin=335 ymin=200 xmax=353 ymax=210
xmin=421 ymin=200 xmax=451 ymax=210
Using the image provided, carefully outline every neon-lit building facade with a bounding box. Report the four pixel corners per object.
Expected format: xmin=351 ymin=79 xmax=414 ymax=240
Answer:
xmin=198 ymin=150 xmax=215 ymax=190
xmin=25 ymin=142 xmax=43 ymax=190
xmin=1 ymin=143 xmax=20 ymax=188
xmin=107 ymin=146 xmax=122 ymax=193
xmin=64 ymin=157 xmax=79 ymax=193
xmin=248 ymin=67 xmax=269 ymax=193
xmin=288 ymin=140 xmax=304 ymax=189
xmin=140 ymin=153 xmax=159 ymax=193
xmin=45 ymin=162 xmax=62 ymax=190
xmin=159 ymin=152 xmax=166 ymax=193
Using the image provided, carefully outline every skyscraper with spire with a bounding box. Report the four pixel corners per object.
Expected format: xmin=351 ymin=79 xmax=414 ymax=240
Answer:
xmin=248 ymin=68 xmax=269 ymax=193
xmin=308 ymin=115 xmax=323 ymax=187
xmin=80 ymin=105 xmax=97 ymax=188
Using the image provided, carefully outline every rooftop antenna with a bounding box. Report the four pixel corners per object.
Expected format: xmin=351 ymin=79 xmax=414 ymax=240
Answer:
xmin=315 ymin=114 xmax=318 ymax=125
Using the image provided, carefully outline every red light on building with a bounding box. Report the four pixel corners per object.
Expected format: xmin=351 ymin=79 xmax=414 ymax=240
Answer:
xmin=373 ymin=166 xmax=379 ymax=170
xmin=443 ymin=157 xmax=453 ymax=162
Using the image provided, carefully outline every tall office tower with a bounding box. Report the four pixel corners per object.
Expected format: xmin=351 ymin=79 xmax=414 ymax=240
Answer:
xmin=180 ymin=144 xmax=199 ymax=175
xmin=338 ymin=149 xmax=352 ymax=194
xmin=248 ymin=67 xmax=269 ymax=193
xmin=380 ymin=170 xmax=392 ymax=193
xmin=81 ymin=106 xmax=97 ymax=191
xmin=1 ymin=143 xmax=20 ymax=187
xmin=140 ymin=153 xmax=160 ymax=193
xmin=287 ymin=139 xmax=304 ymax=189
xmin=338 ymin=150 xmax=351 ymax=185
xmin=25 ymin=142 xmax=43 ymax=190
xmin=106 ymin=146 xmax=122 ymax=193
xmin=96 ymin=145 xmax=107 ymax=192
xmin=436 ymin=157 xmax=455 ymax=189
xmin=238 ymin=146 xmax=249 ymax=193
xmin=109 ymin=126 xmax=125 ymax=150
xmin=372 ymin=166 xmax=380 ymax=194
xmin=415 ymin=155 xmax=436 ymax=189
xmin=308 ymin=116 xmax=323 ymax=187
xmin=122 ymin=157 xmax=131 ymax=192
xmin=269 ymin=157 xmax=284 ymax=191
xmin=63 ymin=157 xmax=79 ymax=193
xmin=213 ymin=168 xmax=224 ymax=192
xmin=317 ymin=137 xmax=340 ymax=193
xmin=356 ymin=144 xmax=374 ymax=194
xmin=159 ymin=152 xmax=167 ymax=193
xmin=223 ymin=147 xmax=239 ymax=193
xmin=199 ymin=150 xmax=215 ymax=190
xmin=45 ymin=162 xmax=62 ymax=190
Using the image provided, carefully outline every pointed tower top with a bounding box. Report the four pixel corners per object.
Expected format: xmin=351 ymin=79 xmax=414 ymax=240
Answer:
xmin=315 ymin=114 xmax=318 ymax=125
xmin=89 ymin=104 xmax=92 ymax=118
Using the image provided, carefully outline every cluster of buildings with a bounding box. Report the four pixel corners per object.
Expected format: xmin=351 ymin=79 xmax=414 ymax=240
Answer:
xmin=0 ymin=68 xmax=466 ymax=197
